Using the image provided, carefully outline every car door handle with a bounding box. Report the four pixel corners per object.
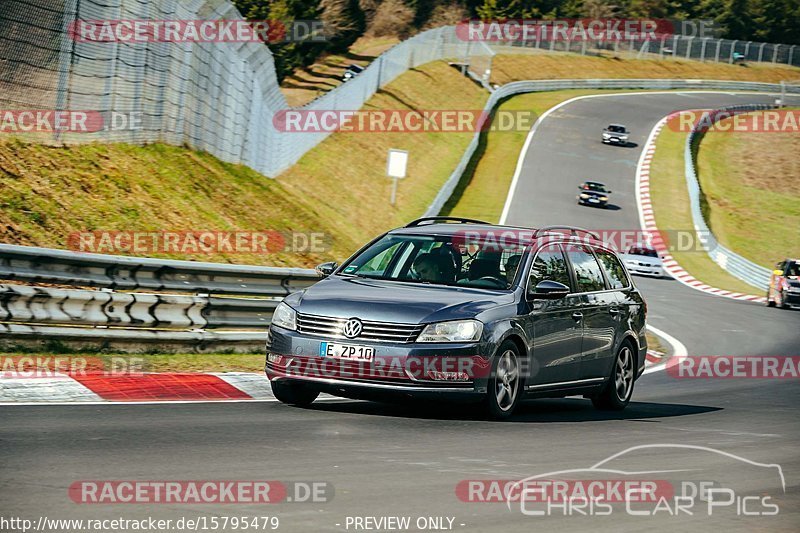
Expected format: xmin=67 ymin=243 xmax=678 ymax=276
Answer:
xmin=572 ymin=312 xmax=583 ymax=321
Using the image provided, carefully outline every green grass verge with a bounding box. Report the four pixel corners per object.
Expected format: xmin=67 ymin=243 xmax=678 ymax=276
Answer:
xmin=695 ymin=110 xmax=800 ymax=268
xmin=649 ymin=124 xmax=763 ymax=295
xmin=0 ymin=351 xmax=264 ymax=373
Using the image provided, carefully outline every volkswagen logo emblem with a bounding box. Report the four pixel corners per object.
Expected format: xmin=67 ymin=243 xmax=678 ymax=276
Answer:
xmin=342 ymin=318 xmax=363 ymax=339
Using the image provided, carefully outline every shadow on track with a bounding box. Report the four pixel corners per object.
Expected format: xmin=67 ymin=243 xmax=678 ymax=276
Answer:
xmin=302 ymin=397 xmax=721 ymax=423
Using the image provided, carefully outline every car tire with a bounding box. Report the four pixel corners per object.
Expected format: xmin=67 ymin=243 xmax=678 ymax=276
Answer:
xmin=592 ymin=342 xmax=635 ymax=411
xmin=271 ymin=380 xmax=319 ymax=406
xmin=483 ymin=340 xmax=524 ymax=420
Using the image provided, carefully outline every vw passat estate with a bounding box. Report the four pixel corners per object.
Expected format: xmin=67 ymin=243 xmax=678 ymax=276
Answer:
xmin=266 ymin=218 xmax=647 ymax=419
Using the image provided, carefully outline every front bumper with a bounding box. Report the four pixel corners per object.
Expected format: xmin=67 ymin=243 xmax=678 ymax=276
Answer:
xmin=265 ymin=326 xmax=489 ymax=400
xmin=578 ymin=196 xmax=608 ymax=207
xmin=626 ymin=265 xmax=664 ymax=277
xmin=603 ymin=136 xmax=628 ymax=144
xmin=783 ymin=291 xmax=800 ymax=308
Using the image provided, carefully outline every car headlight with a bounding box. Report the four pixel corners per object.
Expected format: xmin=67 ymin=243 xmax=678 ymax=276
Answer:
xmin=272 ymin=302 xmax=297 ymax=331
xmin=417 ymin=320 xmax=483 ymax=343
xmin=602 ymin=133 xmax=611 ymax=138
xmin=599 ymin=196 xmax=608 ymax=201
xmin=580 ymin=193 xmax=589 ymax=198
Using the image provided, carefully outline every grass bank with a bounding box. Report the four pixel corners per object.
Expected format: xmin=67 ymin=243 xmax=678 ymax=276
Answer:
xmin=649 ymin=121 xmax=765 ymax=294
xmin=695 ymin=110 xmax=800 ymax=268
xmin=3 ymin=54 xmax=798 ymax=270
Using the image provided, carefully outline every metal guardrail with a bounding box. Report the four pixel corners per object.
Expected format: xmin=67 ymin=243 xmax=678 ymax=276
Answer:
xmin=0 ymin=243 xmax=318 ymax=296
xmin=425 ymin=78 xmax=800 ymax=217
xmin=684 ymin=105 xmax=776 ymax=291
xmin=0 ymin=244 xmax=318 ymax=350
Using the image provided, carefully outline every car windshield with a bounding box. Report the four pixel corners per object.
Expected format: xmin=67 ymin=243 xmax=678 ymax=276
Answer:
xmin=583 ymin=183 xmax=607 ymax=192
xmin=628 ymin=246 xmax=658 ymax=258
xmin=339 ymin=233 xmax=528 ymax=289
xmin=607 ymin=125 xmax=626 ymax=133
xmin=787 ymin=262 xmax=800 ymax=277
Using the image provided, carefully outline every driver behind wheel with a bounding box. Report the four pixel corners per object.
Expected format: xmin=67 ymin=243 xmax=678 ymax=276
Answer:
xmin=504 ymin=254 xmax=522 ymax=287
xmin=412 ymin=253 xmax=454 ymax=283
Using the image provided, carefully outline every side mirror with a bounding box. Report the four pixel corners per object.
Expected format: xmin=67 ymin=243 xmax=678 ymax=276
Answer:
xmin=773 ymin=269 xmax=784 ymax=276
xmin=528 ymin=280 xmax=570 ymax=300
xmin=316 ymin=262 xmax=338 ymax=278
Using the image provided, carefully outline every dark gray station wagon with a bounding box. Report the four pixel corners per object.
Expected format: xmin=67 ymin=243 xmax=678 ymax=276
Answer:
xmin=266 ymin=218 xmax=647 ymax=419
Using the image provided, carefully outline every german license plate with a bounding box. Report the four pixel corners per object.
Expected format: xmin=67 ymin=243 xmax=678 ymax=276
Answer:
xmin=320 ymin=342 xmax=374 ymax=362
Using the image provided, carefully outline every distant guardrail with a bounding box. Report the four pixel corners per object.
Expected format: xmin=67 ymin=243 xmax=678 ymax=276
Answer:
xmin=425 ymin=78 xmax=800 ymax=217
xmin=684 ymin=104 xmax=776 ymax=291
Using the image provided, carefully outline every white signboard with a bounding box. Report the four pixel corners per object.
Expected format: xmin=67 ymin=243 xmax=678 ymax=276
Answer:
xmin=386 ymin=149 xmax=408 ymax=179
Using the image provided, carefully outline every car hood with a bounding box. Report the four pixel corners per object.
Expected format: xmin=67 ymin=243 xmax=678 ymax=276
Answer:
xmin=285 ymin=275 xmax=514 ymax=324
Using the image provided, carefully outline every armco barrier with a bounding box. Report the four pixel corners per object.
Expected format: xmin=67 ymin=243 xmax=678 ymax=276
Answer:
xmin=425 ymin=78 xmax=800 ymax=217
xmin=0 ymin=243 xmax=318 ymax=296
xmin=0 ymin=243 xmax=313 ymax=350
xmin=684 ymin=105 xmax=776 ymax=291
xmin=0 ymin=284 xmax=278 ymax=330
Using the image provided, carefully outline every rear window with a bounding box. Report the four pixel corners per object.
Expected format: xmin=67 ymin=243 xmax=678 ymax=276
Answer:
xmin=628 ymin=246 xmax=658 ymax=258
xmin=564 ymin=244 xmax=606 ymax=292
xmin=595 ymin=248 xmax=630 ymax=289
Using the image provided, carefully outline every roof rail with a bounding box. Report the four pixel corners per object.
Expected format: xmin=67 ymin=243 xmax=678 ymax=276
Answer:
xmin=533 ymin=225 xmax=601 ymax=240
xmin=404 ymin=216 xmax=490 ymax=227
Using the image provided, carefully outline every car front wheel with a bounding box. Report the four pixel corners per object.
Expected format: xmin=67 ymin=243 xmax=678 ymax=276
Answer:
xmin=271 ymin=380 xmax=319 ymax=406
xmin=592 ymin=342 xmax=635 ymax=411
xmin=483 ymin=341 xmax=524 ymax=420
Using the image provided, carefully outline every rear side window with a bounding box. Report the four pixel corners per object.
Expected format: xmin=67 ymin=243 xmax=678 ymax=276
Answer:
xmin=529 ymin=245 xmax=571 ymax=290
xmin=564 ymin=245 xmax=607 ymax=292
xmin=595 ymin=248 xmax=630 ymax=289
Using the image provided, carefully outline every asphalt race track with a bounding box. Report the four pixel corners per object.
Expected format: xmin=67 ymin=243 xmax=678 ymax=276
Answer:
xmin=2 ymin=92 xmax=799 ymax=532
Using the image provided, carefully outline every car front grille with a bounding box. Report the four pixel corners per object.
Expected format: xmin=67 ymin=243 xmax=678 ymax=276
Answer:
xmin=296 ymin=313 xmax=424 ymax=343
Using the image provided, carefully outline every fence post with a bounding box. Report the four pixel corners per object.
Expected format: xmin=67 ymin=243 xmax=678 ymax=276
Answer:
xmin=714 ymin=40 xmax=721 ymax=62
xmin=685 ymin=36 xmax=693 ymax=59
xmin=744 ymin=41 xmax=751 ymax=60
xmin=54 ymin=0 xmax=79 ymax=143
xmin=758 ymin=42 xmax=765 ymax=62
xmin=700 ymin=38 xmax=708 ymax=61
xmin=772 ymin=44 xmax=779 ymax=63
xmin=729 ymin=40 xmax=737 ymax=63
xmin=660 ymin=36 xmax=666 ymax=58
xmin=790 ymin=45 xmax=797 ymax=66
